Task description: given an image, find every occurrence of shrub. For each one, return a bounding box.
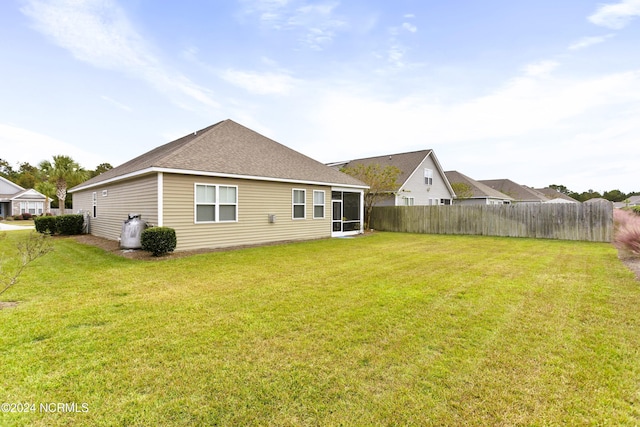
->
[56,214,84,235]
[614,209,640,256]
[21,212,33,220]
[632,206,640,216]
[13,215,22,221]
[34,216,58,235]
[141,227,177,257]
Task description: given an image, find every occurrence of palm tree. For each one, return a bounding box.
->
[34,181,56,214]
[39,156,87,214]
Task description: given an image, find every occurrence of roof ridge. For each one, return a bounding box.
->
[346,149,432,163]
[158,120,227,165]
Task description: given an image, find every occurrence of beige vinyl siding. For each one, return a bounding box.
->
[72,174,158,241]
[163,174,331,251]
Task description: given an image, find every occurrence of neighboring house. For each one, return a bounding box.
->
[69,119,368,251]
[614,195,640,209]
[0,176,49,218]
[329,150,456,206]
[584,197,613,206]
[535,187,579,204]
[478,179,550,203]
[444,171,513,205]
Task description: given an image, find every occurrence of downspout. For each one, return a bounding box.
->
[360,190,365,233]
[157,172,164,227]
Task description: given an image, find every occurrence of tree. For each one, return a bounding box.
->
[0,159,15,180]
[90,163,113,178]
[341,163,401,229]
[577,189,602,202]
[39,155,88,214]
[451,182,473,199]
[549,184,571,195]
[0,232,53,297]
[603,189,627,203]
[35,181,56,214]
[14,162,41,189]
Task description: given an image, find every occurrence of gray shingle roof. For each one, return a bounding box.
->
[444,171,514,201]
[71,120,366,191]
[534,187,579,203]
[333,150,434,191]
[478,179,549,202]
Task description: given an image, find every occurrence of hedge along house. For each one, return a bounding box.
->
[69,120,368,250]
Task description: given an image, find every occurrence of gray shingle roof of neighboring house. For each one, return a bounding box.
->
[584,197,614,204]
[535,187,579,203]
[0,176,46,201]
[478,179,549,203]
[626,195,640,206]
[444,171,514,201]
[71,119,366,192]
[330,150,441,191]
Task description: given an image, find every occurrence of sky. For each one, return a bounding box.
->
[1,0,639,193]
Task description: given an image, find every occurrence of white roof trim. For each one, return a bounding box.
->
[69,167,369,193]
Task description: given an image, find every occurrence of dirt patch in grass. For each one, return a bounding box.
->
[72,235,218,261]
[0,301,18,310]
[619,252,640,281]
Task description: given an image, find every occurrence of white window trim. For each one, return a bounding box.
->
[194,183,238,224]
[292,189,306,220]
[92,192,97,218]
[404,196,415,206]
[424,168,433,186]
[313,190,325,219]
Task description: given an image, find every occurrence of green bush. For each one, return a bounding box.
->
[56,214,84,235]
[141,227,177,257]
[34,216,58,235]
[632,206,640,216]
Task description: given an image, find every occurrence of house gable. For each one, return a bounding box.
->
[0,176,24,196]
[71,119,366,193]
[70,120,367,249]
[333,150,455,206]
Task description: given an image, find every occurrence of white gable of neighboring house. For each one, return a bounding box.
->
[0,176,24,194]
[396,153,454,206]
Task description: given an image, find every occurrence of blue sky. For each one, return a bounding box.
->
[1,0,639,193]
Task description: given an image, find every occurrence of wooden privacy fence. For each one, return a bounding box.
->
[369,203,614,242]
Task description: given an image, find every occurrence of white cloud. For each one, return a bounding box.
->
[21,0,218,108]
[522,60,559,77]
[588,0,640,29]
[220,69,298,95]
[401,22,417,33]
[0,123,104,168]
[100,95,132,112]
[240,0,346,50]
[568,34,614,50]
[299,63,640,191]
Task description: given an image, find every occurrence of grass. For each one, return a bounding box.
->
[1,231,639,426]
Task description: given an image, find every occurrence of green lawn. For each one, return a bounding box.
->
[1,231,639,426]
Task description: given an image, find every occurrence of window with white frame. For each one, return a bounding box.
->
[292,189,306,219]
[20,201,44,215]
[195,184,237,223]
[403,196,415,206]
[424,168,433,185]
[92,192,97,218]
[313,190,325,219]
